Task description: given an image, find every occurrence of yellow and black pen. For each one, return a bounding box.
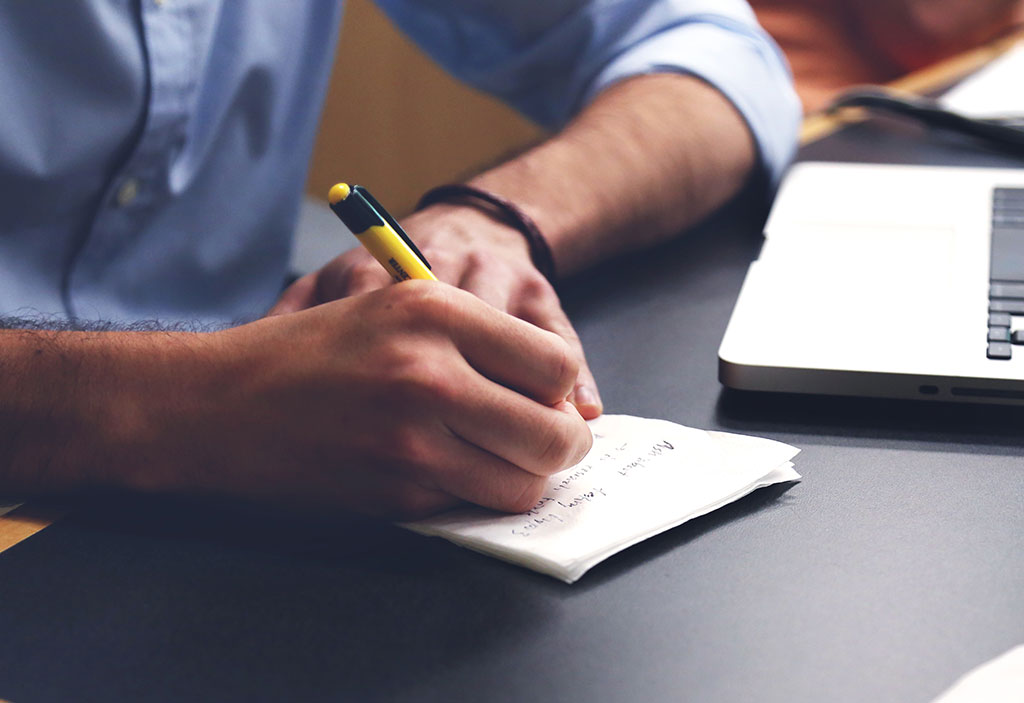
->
[327,183,437,282]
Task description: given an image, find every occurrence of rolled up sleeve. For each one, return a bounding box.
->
[583,16,801,187]
[379,0,800,185]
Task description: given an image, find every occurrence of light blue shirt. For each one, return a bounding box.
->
[0,0,798,325]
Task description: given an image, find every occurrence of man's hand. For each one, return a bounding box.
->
[272,71,761,429]
[162,282,592,519]
[270,204,603,420]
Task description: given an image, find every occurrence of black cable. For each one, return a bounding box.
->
[827,86,1024,156]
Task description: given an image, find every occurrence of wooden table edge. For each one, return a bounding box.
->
[0,503,67,554]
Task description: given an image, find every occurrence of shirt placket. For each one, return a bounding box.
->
[66,0,198,319]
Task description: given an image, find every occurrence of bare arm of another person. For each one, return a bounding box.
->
[0,283,591,519]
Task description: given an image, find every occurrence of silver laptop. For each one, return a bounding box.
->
[718,161,1024,404]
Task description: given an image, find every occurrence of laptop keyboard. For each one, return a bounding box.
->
[987,187,1024,359]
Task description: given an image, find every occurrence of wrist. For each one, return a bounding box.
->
[416,184,557,281]
[79,330,222,496]
[101,329,228,495]
[407,201,535,264]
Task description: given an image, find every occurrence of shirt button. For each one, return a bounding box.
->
[116,178,139,208]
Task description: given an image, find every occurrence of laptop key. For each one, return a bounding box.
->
[987,341,1013,359]
[991,189,1024,282]
[1013,330,1024,345]
[989,312,1013,327]
[990,228,1024,282]
[989,326,1011,342]
[990,299,1024,314]
[992,213,1024,226]
[990,282,1024,299]
[995,187,1024,203]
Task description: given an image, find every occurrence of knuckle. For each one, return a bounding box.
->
[350,258,383,279]
[571,423,594,464]
[516,297,554,325]
[518,271,554,301]
[385,358,450,414]
[504,476,547,514]
[465,249,501,272]
[326,258,383,295]
[390,280,458,327]
[548,335,579,393]
[387,484,451,520]
[377,422,429,468]
[536,422,580,473]
[423,247,458,272]
[312,272,337,302]
[372,332,417,370]
[370,324,465,411]
[343,266,385,294]
[376,426,454,495]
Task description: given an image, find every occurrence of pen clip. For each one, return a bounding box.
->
[354,186,433,270]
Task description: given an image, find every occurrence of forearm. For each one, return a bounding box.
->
[0,328,209,495]
[469,73,756,277]
[0,289,593,518]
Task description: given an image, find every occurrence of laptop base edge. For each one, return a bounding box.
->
[719,358,1024,406]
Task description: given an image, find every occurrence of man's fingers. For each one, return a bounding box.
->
[323,255,392,299]
[266,250,394,317]
[456,258,602,418]
[267,274,317,316]
[515,294,603,420]
[365,424,564,516]
[440,367,592,478]
[459,264,588,407]
[409,430,554,513]
[439,289,578,405]
[354,475,460,520]
[456,253,516,311]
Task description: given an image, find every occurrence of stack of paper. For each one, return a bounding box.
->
[932,645,1024,703]
[404,414,800,583]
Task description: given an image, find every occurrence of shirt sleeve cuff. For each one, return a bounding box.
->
[582,19,801,188]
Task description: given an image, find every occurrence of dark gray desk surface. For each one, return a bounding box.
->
[2,120,1023,703]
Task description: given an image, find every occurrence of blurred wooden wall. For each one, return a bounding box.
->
[306,0,546,216]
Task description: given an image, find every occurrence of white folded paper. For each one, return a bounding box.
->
[940,45,1024,119]
[932,645,1024,703]
[403,414,800,583]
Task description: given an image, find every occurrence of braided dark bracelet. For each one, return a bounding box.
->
[415,184,557,283]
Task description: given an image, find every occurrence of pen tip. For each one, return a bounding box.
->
[328,183,351,205]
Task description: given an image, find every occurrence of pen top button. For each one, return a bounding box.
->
[328,183,351,204]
